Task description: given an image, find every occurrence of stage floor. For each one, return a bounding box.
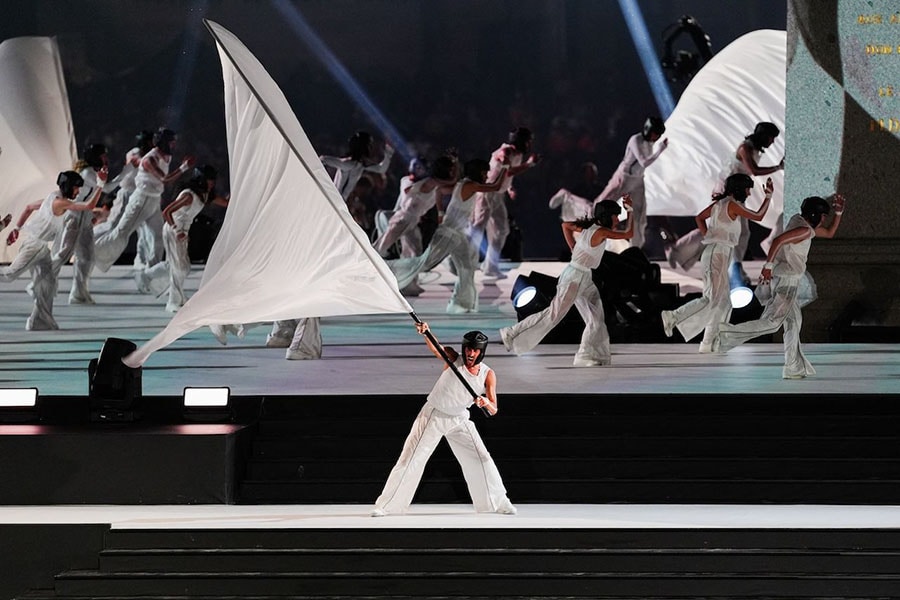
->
[1,504,900,529]
[1,259,897,396]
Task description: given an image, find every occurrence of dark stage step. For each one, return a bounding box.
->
[239,394,900,504]
[20,528,900,599]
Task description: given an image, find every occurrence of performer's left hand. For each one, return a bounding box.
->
[415,322,429,335]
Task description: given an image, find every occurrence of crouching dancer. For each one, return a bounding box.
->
[372,321,516,516]
[715,194,845,379]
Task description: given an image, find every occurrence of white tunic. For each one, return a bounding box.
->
[702,199,742,247]
[22,192,63,242]
[134,148,171,195]
[570,224,607,270]
[487,143,523,193]
[774,214,814,278]
[170,190,206,234]
[442,180,478,232]
[426,357,491,418]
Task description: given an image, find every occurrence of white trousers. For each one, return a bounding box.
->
[471,191,510,273]
[94,189,164,273]
[388,227,478,311]
[0,238,57,330]
[374,210,423,259]
[52,210,94,303]
[598,169,647,250]
[374,404,510,514]
[717,276,814,379]
[668,243,733,346]
[270,318,322,359]
[144,225,192,311]
[500,264,610,365]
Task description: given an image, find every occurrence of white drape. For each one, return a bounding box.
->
[645,29,786,229]
[124,20,411,367]
[0,36,76,262]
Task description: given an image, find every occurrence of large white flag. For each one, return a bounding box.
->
[644,30,786,229]
[0,36,77,261]
[124,20,411,367]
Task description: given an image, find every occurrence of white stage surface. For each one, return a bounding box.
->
[2,504,900,529]
[1,259,896,396]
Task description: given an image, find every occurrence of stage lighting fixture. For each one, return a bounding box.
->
[0,388,39,423]
[509,274,550,320]
[183,387,232,422]
[728,261,754,308]
[89,338,142,422]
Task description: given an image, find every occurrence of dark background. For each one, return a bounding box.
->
[0,0,787,258]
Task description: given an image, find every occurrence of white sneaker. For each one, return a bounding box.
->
[285,347,320,360]
[661,310,676,338]
[495,500,517,515]
[370,508,386,517]
[446,300,472,314]
[134,270,151,294]
[573,357,609,367]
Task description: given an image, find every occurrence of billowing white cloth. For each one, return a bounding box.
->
[124,21,410,367]
[644,30,785,229]
[0,37,76,262]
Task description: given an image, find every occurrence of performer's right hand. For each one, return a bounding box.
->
[415,322,429,335]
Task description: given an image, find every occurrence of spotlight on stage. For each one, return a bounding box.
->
[728,261,753,308]
[0,388,39,423]
[510,274,549,320]
[183,387,232,422]
[88,338,142,422]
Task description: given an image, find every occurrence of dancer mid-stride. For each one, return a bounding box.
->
[716,194,845,379]
[500,196,633,367]
[372,321,516,517]
[660,174,773,353]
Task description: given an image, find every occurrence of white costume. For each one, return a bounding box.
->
[472,144,521,277]
[319,145,394,200]
[373,357,513,515]
[669,141,764,271]
[596,133,665,250]
[661,198,742,351]
[717,214,817,379]
[141,189,206,312]
[0,191,63,330]
[373,178,435,259]
[500,224,611,366]
[52,167,115,304]
[94,147,171,274]
[387,180,480,313]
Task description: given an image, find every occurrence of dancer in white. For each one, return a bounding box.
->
[472,127,540,278]
[137,165,217,312]
[668,121,783,272]
[372,321,516,517]
[53,143,116,305]
[660,174,773,353]
[266,131,394,359]
[373,156,428,257]
[1,171,102,330]
[94,128,194,280]
[716,195,845,379]
[388,158,507,314]
[500,197,633,367]
[94,131,155,267]
[596,117,668,251]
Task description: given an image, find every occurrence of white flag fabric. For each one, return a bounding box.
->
[0,36,76,261]
[124,20,411,367]
[645,30,786,229]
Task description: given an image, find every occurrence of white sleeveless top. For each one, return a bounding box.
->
[570,224,607,270]
[774,214,814,278]
[442,180,477,232]
[170,190,206,234]
[702,198,742,247]
[426,357,491,418]
[400,178,437,220]
[714,141,757,193]
[22,191,64,242]
[135,147,172,195]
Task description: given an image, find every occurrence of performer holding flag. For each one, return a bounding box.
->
[371,321,516,517]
